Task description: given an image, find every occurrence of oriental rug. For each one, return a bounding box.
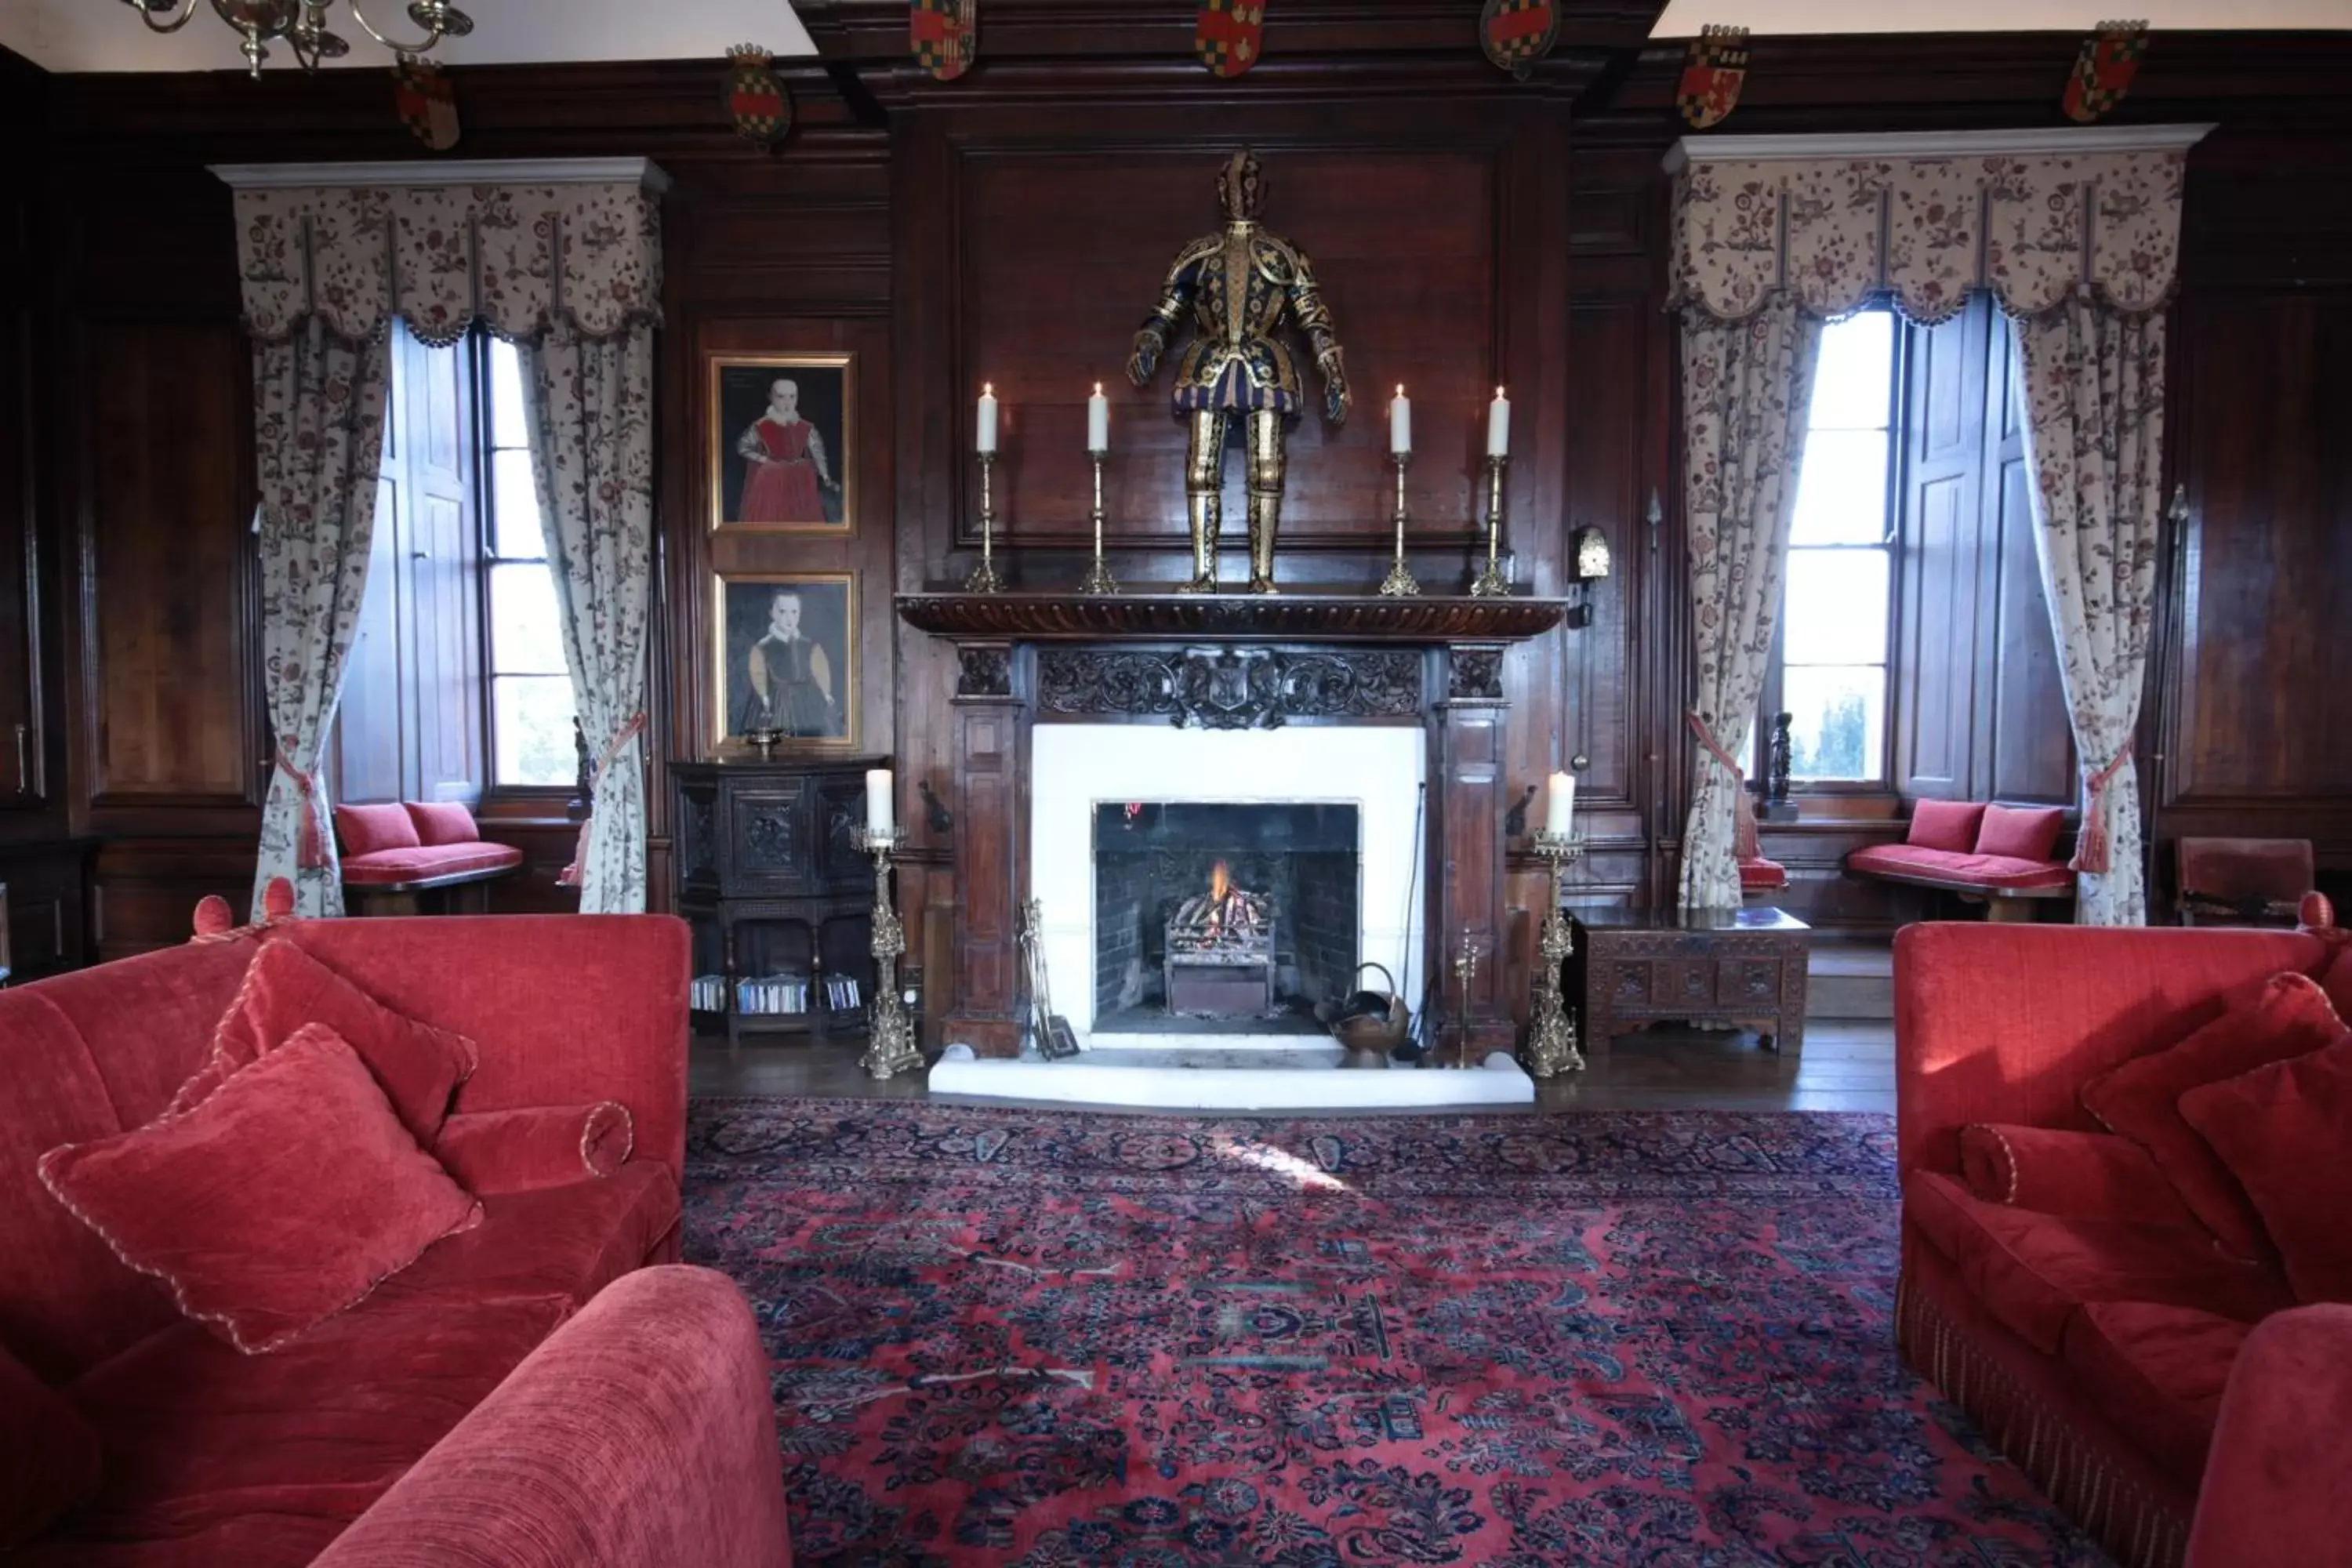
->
[684,1101,2105,1567]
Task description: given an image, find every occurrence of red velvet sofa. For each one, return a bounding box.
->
[0,913,790,1566]
[1896,918,2352,1568]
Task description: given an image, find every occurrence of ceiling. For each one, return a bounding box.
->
[4,0,2344,74]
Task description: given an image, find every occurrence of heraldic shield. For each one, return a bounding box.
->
[1676,24,1749,130]
[911,0,975,82]
[724,45,792,149]
[1480,0,1558,79]
[392,54,459,151]
[1196,0,1265,78]
[2063,21,2149,124]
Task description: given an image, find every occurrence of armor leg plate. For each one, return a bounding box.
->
[1244,409,1284,593]
[1179,408,1227,593]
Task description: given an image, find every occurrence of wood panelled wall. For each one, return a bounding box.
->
[2,18,2348,974]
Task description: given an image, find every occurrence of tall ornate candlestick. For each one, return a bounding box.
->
[1379,451,1420,597]
[1451,930,1480,1069]
[1523,829,1587,1078]
[1078,448,1118,595]
[1469,454,1510,597]
[851,824,924,1080]
[967,451,1006,594]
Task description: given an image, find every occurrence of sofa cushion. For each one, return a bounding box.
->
[366,1162,677,1316]
[178,939,478,1145]
[430,1104,635,1196]
[45,1293,570,1563]
[0,1344,102,1548]
[1955,1123,2195,1226]
[340,842,525,887]
[2318,942,2352,1027]
[2180,1029,2352,1303]
[1902,1169,2292,1355]
[1737,855,1788,892]
[1906,798,1986,853]
[2080,970,2349,1261]
[334,802,420,858]
[38,1025,485,1354]
[403,800,483,846]
[1848,843,2073,891]
[2060,1301,2247,1490]
[1975,803,2065,863]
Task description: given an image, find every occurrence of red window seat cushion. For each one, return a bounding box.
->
[2059,1301,2249,1490]
[1848,842,2072,891]
[404,800,482,846]
[1906,798,1987,853]
[1737,855,1788,892]
[340,843,524,887]
[333,802,419,858]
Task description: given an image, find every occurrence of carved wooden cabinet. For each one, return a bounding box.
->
[671,758,887,1047]
[1566,906,1811,1056]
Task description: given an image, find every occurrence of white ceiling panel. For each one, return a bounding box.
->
[1651,1,2352,34]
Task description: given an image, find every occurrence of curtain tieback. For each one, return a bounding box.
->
[2071,741,2136,876]
[273,742,328,871]
[559,710,648,890]
[1686,710,1759,862]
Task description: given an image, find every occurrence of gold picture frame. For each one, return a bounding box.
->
[711,571,858,752]
[706,351,856,534]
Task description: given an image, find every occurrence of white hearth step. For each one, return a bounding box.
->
[928,1038,1534,1111]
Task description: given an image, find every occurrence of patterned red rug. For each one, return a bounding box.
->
[684,1101,2103,1566]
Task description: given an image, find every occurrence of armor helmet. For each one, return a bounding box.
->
[1215,147,1265,222]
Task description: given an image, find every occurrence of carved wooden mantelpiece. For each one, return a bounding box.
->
[897,592,1568,645]
[1034,645,1424,728]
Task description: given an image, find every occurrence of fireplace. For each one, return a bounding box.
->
[1092,801,1360,1025]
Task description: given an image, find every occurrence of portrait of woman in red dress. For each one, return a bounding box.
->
[735,379,840,524]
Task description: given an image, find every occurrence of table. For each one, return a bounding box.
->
[1566,906,1810,1055]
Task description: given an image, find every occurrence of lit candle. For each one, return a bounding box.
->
[1087,382,1109,452]
[1388,384,1410,456]
[1545,770,1575,835]
[1486,386,1511,458]
[865,768,895,833]
[976,384,998,454]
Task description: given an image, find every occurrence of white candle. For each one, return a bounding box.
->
[1087,382,1109,452]
[865,768,894,833]
[976,384,998,454]
[1486,386,1511,458]
[1545,770,1575,835]
[1388,384,1410,455]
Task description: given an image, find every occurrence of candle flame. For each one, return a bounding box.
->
[982,382,993,395]
[1395,383,1404,397]
[1495,386,1506,398]
[1094,382,1103,395]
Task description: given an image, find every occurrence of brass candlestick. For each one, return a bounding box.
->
[1523,828,1587,1078]
[967,451,1006,594]
[1451,930,1480,1069]
[1078,448,1118,595]
[1378,450,1420,597]
[851,824,924,1080]
[1469,453,1510,597]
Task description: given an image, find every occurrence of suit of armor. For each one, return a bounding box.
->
[1127,149,1350,593]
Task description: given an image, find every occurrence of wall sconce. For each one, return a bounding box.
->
[1563,524,1611,628]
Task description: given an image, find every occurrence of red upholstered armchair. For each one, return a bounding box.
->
[1895,918,2352,1568]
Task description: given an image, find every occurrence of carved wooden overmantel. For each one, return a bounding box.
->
[906,592,1568,1056]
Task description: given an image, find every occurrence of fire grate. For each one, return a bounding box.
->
[1163,860,1276,1017]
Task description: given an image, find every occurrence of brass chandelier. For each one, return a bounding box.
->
[120,0,474,78]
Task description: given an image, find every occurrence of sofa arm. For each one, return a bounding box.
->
[2187,1305,2352,1566]
[310,1267,789,1568]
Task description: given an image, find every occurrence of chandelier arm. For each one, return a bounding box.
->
[125,0,203,34]
[342,0,445,54]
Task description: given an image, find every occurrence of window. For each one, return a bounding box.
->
[1770,310,1899,785]
[482,339,573,788]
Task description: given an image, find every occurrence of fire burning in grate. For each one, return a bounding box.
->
[1167,860,1271,956]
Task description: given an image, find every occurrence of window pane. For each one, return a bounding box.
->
[1809,311,1895,430]
[488,338,531,448]
[1783,665,1886,783]
[490,448,544,560]
[492,675,576,787]
[1782,548,1889,666]
[490,561,568,676]
[1791,428,1891,544]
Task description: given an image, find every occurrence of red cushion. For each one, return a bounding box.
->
[2060,1301,2247,1489]
[1848,843,2074,891]
[430,1102,635,1196]
[1902,1169,2292,1355]
[2081,970,2349,1261]
[38,1023,485,1353]
[2180,1030,2352,1302]
[1737,855,1788,892]
[333,801,420,858]
[1955,1123,2195,1226]
[174,939,478,1145]
[1906,798,1986,853]
[404,800,482,847]
[340,842,525,887]
[1975,803,2065,862]
[0,1345,100,1548]
[2319,942,2352,1022]
[365,1163,678,1316]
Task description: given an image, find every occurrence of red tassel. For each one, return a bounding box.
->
[2070,743,2134,876]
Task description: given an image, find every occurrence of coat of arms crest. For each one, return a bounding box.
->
[2063,20,2149,124]
[724,45,792,150]
[911,0,975,82]
[391,53,459,151]
[1676,24,1749,131]
[1196,0,1265,79]
[1479,0,1558,80]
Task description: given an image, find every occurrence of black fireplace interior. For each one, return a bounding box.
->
[1093,800,1359,1029]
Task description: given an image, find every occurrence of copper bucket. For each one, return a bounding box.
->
[1323,961,1409,1055]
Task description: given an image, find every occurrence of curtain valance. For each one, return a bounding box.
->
[1664,128,2209,325]
[216,159,670,345]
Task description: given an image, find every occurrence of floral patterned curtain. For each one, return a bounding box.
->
[1678,298,1822,910]
[250,321,393,920]
[523,331,656,913]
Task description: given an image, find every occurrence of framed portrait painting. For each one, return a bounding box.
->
[713,572,857,751]
[707,352,855,533]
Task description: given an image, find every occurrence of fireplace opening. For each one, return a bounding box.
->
[1092,800,1359,1031]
